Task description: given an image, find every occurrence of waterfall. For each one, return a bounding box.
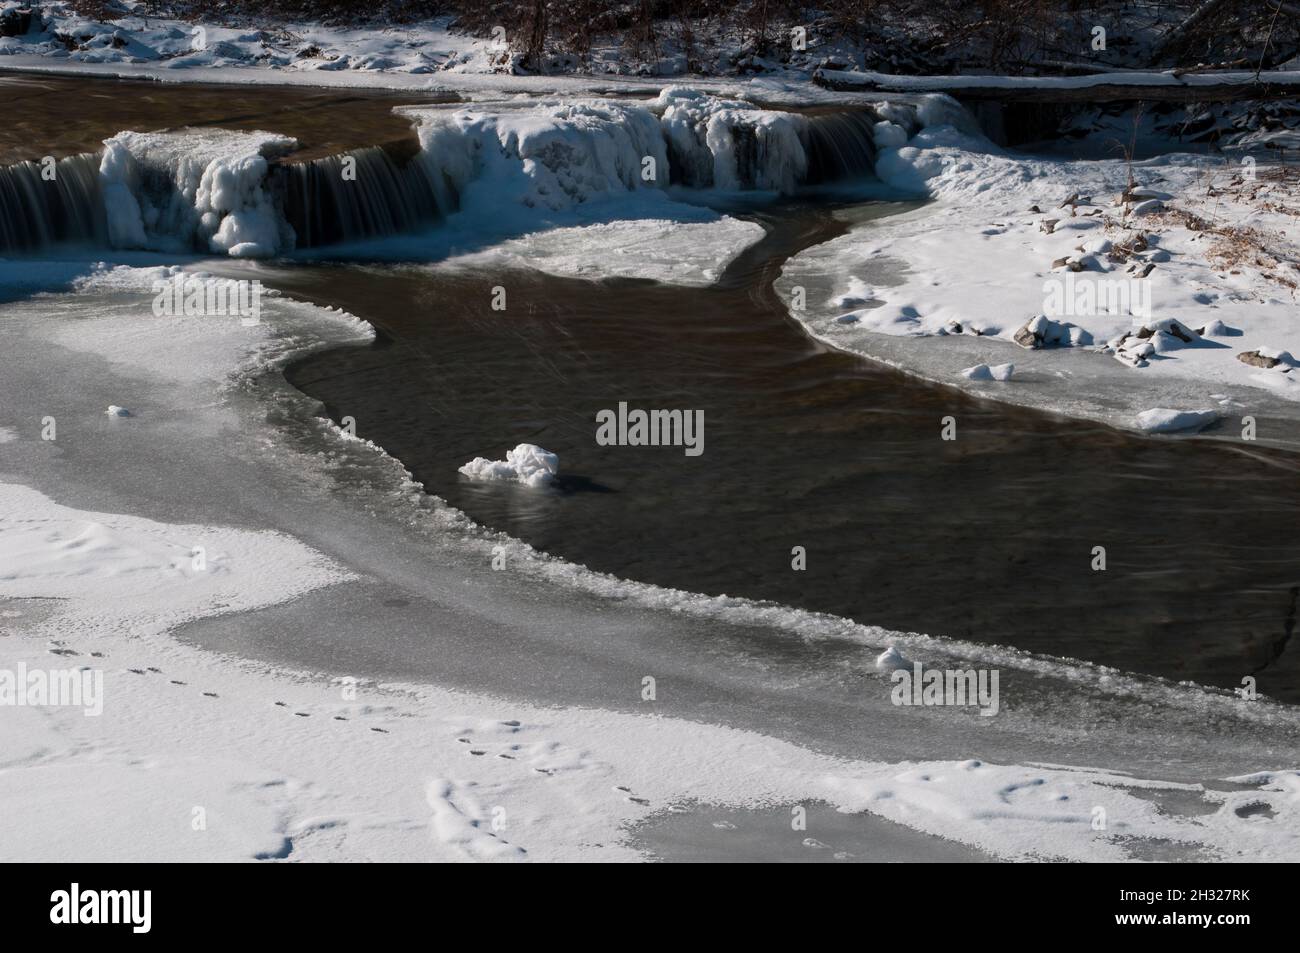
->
[273,147,455,248]
[0,93,973,259]
[0,153,105,254]
[802,111,880,185]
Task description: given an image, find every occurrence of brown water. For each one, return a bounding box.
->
[0,71,453,164]
[261,200,1300,702]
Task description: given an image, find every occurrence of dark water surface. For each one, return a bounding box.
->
[265,200,1300,701]
[0,72,454,164]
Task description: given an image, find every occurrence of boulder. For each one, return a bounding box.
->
[1237,350,1280,368]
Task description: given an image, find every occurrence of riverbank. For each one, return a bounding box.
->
[778,124,1300,444]
[3,258,1299,861]
[3,72,1300,862]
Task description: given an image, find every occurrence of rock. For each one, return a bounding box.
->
[1130,198,1165,216]
[1013,315,1088,349]
[1040,218,1059,234]
[1153,319,1197,343]
[1237,350,1280,368]
[1013,323,1040,348]
[1133,319,1197,345]
[1113,348,1149,368]
[1134,262,1155,278]
[1149,330,1183,353]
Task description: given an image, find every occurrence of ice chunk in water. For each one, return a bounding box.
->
[459,443,559,488]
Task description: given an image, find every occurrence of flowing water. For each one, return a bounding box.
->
[273,204,1300,701]
[5,72,1300,704]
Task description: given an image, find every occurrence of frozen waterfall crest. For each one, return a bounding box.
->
[0,91,974,257]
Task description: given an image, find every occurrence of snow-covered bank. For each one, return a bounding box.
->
[778,121,1300,439]
[817,68,1300,97]
[3,261,1299,861]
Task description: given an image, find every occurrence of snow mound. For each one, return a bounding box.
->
[875,645,912,672]
[105,405,131,417]
[459,444,559,488]
[961,362,1015,381]
[1134,408,1221,434]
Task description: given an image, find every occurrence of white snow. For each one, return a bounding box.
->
[459,443,559,488]
[433,215,764,287]
[104,404,131,417]
[961,362,1015,381]
[875,645,912,672]
[1134,407,1221,433]
[777,102,1300,438]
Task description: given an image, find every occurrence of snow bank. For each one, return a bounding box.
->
[3,261,1298,861]
[778,118,1300,436]
[459,444,559,487]
[0,481,351,636]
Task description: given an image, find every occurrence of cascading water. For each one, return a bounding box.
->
[802,111,881,185]
[273,146,456,248]
[0,153,105,254]
[0,93,965,258]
